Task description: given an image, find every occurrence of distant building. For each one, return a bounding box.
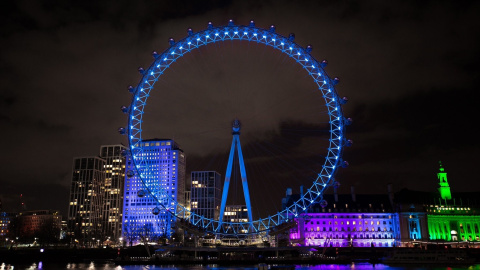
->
[190,171,222,220]
[395,162,480,247]
[67,156,105,242]
[18,210,61,242]
[224,205,249,234]
[0,212,16,240]
[122,139,186,245]
[99,144,127,240]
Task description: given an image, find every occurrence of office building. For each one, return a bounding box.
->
[122,139,186,245]
[190,171,222,220]
[99,144,127,240]
[67,156,105,242]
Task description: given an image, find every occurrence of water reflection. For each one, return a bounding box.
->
[3,263,480,270]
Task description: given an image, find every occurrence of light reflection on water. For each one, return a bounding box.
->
[2,263,480,270]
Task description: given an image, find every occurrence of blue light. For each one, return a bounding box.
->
[124,21,347,236]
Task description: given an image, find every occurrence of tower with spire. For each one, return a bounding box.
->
[437,161,452,200]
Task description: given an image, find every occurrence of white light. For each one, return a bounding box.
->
[254,33,257,36]
[206,35,209,38]
[289,47,292,50]
[164,58,167,61]
[272,39,276,41]
[188,42,191,44]
[179,46,183,49]
[197,38,200,41]
[244,32,247,35]
[297,52,301,55]
[156,65,160,67]
[263,35,266,39]
[150,72,153,75]
[224,31,228,35]
[170,52,174,55]
[234,32,238,34]
[215,33,219,36]
[281,42,284,45]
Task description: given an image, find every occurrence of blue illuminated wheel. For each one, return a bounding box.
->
[121,20,350,236]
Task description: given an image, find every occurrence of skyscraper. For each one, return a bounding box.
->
[99,144,127,240]
[67,156,105,243]
[122,139,186,245]
[190,171,222,220]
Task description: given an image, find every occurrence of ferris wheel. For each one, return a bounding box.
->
[119,20,351,236]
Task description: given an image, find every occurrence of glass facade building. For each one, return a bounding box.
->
[99,144,127,240]
[190,171,222,220]
[122,139,186,245]
[67,156,105,242]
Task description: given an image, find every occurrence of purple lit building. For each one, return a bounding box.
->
[285,186,399,247]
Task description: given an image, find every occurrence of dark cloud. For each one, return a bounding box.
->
[0,0,479,218]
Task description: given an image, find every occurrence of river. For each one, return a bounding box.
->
[2,263,480,270]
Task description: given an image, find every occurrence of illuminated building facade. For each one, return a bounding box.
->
[286,185,398,247]
[190,171,222,220]
[122,139,186,244]
[67,156,105,240]
[395,163,480,246]
[0,212,16,240]
[18,210,62,241]
[224,205,249,234]
[99,144,126,240]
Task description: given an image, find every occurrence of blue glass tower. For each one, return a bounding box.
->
[218,119,253,228]
[122,139,186,245]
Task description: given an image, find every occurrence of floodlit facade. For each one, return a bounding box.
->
[190,171,222,220]
[122,139,186,245]
[287,191,397,247]
[99,144,127,240]
[67,156,105,241]
[18,210,62,241]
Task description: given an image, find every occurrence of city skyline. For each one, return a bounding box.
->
[1,1,479,217]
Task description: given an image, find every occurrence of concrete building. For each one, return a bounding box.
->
[18,210,61,242]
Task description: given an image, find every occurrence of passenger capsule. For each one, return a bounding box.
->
[340,96,348,105]
[320,60,328,68]
[228,19,234,26]
[138,67,145,75]
[341,161,349,168]
[249,20,255,27]
[333,77,340,85]
[187,28,193,36]
[118,127,126,135]
[137,190,146,198]
[127,170,135,178]
[319,200,328,208]
[269,25,276,32]
[152,207,161,215]
[168,38,175,46]
[288,33,295,41]
[306,45,313,53]
[207,21,213,29]
[152,51,159,58]
[121,106,129,114]
[128,85,135,93]
[120,149,127,157]
[345,139,353,147]
[344,117,353,126]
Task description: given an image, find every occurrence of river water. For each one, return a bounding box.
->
[2,263,480,270]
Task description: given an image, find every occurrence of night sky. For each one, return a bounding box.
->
[1,1,479,219]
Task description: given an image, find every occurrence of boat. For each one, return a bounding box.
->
[382,248,475,266]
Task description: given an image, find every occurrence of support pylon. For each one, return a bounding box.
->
[218,119,253,229]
